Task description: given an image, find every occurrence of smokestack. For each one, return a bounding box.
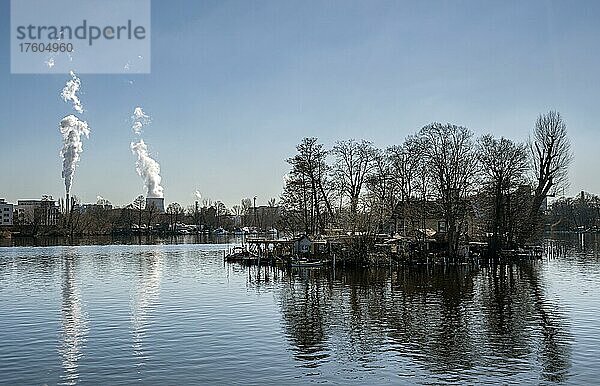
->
[59,72,89,208]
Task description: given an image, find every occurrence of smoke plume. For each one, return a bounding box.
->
[131,107,150,135]
[61,71,83,113]
[60,115,90,194]
[131,139,164,198]
[194,190,202,200]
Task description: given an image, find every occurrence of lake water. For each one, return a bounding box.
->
[0,235,599,385]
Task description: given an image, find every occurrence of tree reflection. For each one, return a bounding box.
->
[271,262,571,382]
[278,270,330,367]
[521,263,571,382]
[478,264,534,361]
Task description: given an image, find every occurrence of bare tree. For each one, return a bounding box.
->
[388,136,424,202]
[365,148,394,233]
[166,202,184,231]
[548,192,600,232]
[529,111,572,220]
[241,198,252,215]
[232,205,243,217]
[264,198,279,230]
[132,195,145,232]
[284,137,334,234]
[240,198,252,226]
[202,198,214,208]
[281,172,311,234]
[388,136,429,236]
[145,202,158,234]
[419,123,479,257]
[477,135,528,253]
[332,139,376,231]
[214,201,228,227]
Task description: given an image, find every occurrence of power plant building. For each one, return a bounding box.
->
[146,197,165,213]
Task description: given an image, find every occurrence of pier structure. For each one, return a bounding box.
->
[225,234,545,268]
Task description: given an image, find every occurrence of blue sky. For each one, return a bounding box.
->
[1,0,599,207]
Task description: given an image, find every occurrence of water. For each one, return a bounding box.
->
[0,235,599,385]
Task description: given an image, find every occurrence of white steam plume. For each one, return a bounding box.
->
[60,115,90,194]
[131,139,164,198]
[61,71,83,113]
[194,190,202,200]
[131,107,150,135]
[132,122,143,135]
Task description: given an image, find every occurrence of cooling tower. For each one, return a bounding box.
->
[145,197,165,213]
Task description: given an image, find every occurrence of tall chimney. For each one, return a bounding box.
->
[66,193,70,214]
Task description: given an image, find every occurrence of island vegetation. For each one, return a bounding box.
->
[5,110,598,261]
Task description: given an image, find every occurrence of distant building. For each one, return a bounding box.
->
[76,202,114,213]
[391,199,478,238]
[0,199,14,226]
[392,200,448,237]
[15,196,60,226]
[251,205,280,230]
[146,197,165,213]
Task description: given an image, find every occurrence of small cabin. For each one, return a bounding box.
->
[293,235,312,255]
[312,240,328,254]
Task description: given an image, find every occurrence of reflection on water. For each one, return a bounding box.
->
[0,236,598,384]
[0,234,240,248]
[60,253,88,385]
[130,248,163,370]
[265,261,573,383]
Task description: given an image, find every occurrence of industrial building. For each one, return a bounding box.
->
[15,196,60,226]
[146,197,165,213]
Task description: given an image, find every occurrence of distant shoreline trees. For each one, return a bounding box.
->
[6,111,578,251]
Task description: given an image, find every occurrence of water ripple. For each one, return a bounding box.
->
[0,241,598,384]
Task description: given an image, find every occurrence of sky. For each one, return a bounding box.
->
[1,0,599,208]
